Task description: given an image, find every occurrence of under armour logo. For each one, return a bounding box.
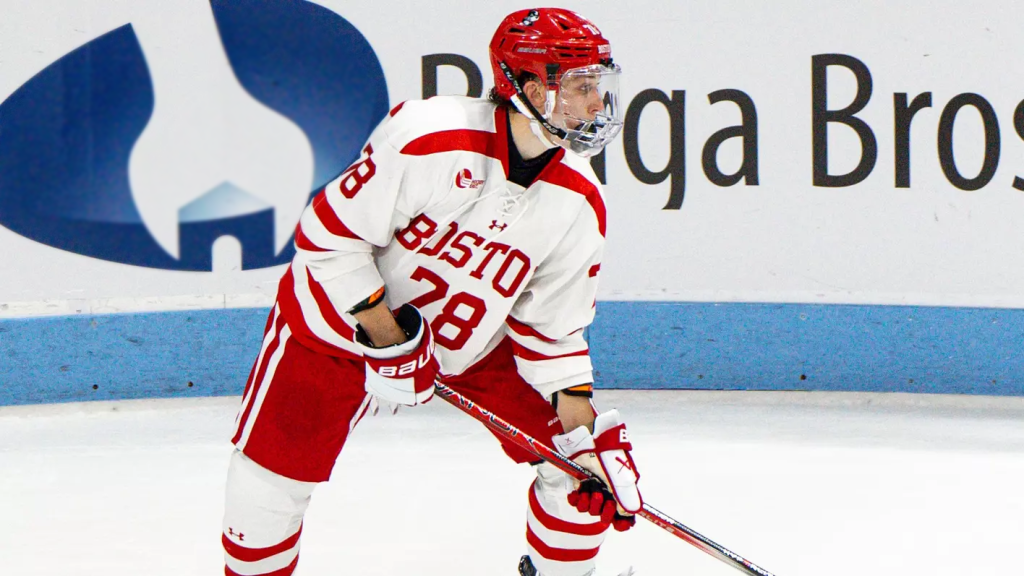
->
[227,527,245,541]
[489,220,508,231]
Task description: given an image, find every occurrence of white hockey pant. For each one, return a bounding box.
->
[222,450,315,576]
[221,452,611,576]
[526,462,612,576]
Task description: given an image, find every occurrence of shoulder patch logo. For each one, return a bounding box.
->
[455,168,485,189]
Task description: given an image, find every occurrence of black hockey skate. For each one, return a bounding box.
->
[518,555,540,576]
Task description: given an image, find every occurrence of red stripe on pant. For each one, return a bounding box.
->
[231,314,285,445]
[224,555,298,576]
[222,525,302,563]
[528,482,608,536]
[238,308,278,412]
[526,525,601,562]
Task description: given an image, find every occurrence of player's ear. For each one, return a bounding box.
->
[521,79,547,110]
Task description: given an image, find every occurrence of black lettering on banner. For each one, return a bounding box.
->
[702,89,759,187]
[421,54,483,99]
[812,54,877,187]
[937,93,1000,191]
[1014,100,1024,191]
[893,92,933,188]
[624,89,686,209]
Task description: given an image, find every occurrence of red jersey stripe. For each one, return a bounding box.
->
[512,341,589,362]
[222,525,302,563]
[294,224,328,252]
[399,107,510,178]
[539,163,607,237]
[492,106,511,177]
[401,129,497,158]
[533,147,567,186]
[506,316,559,343]
[276,268,355,358]
[311,192,362,240]
[304,268,356,341]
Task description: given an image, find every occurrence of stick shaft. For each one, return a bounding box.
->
[433,382,777,576]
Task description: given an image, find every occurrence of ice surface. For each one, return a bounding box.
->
[1,391,1022,575]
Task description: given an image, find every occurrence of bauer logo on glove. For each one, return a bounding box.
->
[356,303,439,407]
[374,346,435,378]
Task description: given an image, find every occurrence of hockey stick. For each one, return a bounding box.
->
[434,381,777,576]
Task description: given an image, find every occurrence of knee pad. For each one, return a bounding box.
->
[534,462,601,524]
[223,450,317,575]
[527,463,609,576]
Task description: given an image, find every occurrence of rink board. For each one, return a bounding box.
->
[1,301,1020,406]
[5,3,1024,407]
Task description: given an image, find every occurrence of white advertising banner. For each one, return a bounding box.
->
[2,0,1024,317]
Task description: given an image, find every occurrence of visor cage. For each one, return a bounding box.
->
[554,63,623,157]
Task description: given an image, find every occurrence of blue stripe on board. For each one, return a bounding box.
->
[0,308,271,406]
[589,301,1023,395]
[0,301,1021,406]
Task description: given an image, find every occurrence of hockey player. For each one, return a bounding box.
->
[222,8,641,576]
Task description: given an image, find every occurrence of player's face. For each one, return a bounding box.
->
[553,74,604,128]
[519,63,622,157]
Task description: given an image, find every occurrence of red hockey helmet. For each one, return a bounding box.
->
[489,8,622,157]
[489,8,612,100]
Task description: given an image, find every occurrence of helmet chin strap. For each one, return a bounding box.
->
[501,61,568,140]
[528,120,560,150]
[509,92,567,141]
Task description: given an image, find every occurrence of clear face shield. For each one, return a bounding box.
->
[548,63,623,157]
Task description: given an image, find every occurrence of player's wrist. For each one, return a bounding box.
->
[353,298,406,348]
[357,304,428,358]
[553,391,596,433]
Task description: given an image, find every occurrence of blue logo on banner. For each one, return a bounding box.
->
[0,0,389,271]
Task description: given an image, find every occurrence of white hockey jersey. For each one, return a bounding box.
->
[276,96,607,397]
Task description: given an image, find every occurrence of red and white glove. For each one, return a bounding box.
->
[552,409,642,531]
[355,304,438,407]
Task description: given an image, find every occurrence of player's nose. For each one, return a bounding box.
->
[587,91,604,116]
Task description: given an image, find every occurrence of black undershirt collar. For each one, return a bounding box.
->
[506,112,559,188]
